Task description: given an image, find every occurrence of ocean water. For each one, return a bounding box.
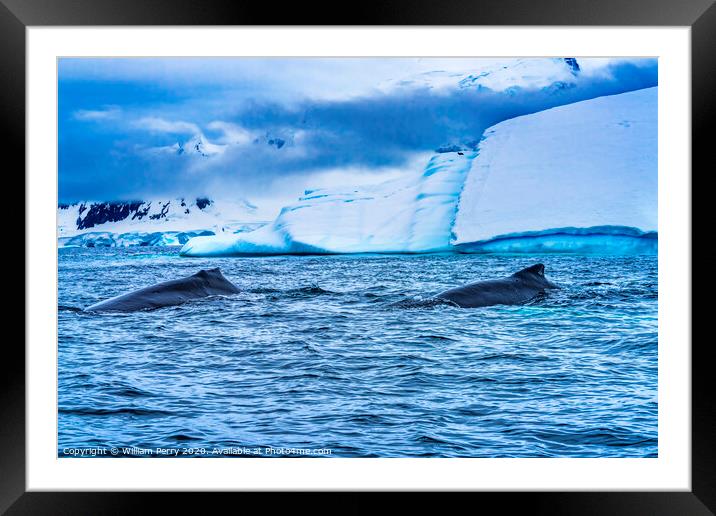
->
[58,248,658,458]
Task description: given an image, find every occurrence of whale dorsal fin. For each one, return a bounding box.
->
[514,263,545,277]
[194,268,221,278]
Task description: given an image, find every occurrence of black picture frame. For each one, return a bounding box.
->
[4,0,712,513]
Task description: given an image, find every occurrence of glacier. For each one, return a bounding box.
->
[181,86,657,257]
[454,227,657,255]
[451,87,657,251]
[181,87,657,257]
[58,197,268,248]
[59,230,216,248]
[180,151,477,255]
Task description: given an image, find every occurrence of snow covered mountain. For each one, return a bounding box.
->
[141,58,654,170]
[172,135,225,157]
[180,87,657,257]
[58,197,268,247]
[149,131,293,159]
[380,58,582,94]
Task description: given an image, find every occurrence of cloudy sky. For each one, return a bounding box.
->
[58,57,657,207]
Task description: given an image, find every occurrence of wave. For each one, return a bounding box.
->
[389,297,457,309]
[249,285,340,298]
[59,407,173,417]
[58,305,84,312]
[98,384,155,398]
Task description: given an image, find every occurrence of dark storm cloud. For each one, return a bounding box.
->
[58,59,657,201]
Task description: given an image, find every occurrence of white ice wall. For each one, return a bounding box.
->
[451,87,657,245]
[180,151,477,256]
[181,87,658,256]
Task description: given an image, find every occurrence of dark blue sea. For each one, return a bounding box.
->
[57,248,658,458]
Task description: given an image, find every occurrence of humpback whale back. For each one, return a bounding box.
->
[85,268,239,312]
[436,263,558,308]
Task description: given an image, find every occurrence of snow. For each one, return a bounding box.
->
[180,151,477,256]
[57,198,269,247]
[451,87,657,247]
[380,58,579,94]
[181,87,657,257]
[173,134,226,157]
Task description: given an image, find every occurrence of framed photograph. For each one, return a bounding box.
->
[6,0,713,512]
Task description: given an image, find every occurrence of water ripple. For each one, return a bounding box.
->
[58,248,657,458]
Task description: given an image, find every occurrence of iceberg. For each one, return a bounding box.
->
[181,87,657,257]
[454,226,657,255]
[451,87,657,252]
[59,230,217,248]
[180,152,477,256]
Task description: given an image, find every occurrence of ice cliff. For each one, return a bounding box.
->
[180,152,476,255]
[451,87,657,252]
[181,86,657,257]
